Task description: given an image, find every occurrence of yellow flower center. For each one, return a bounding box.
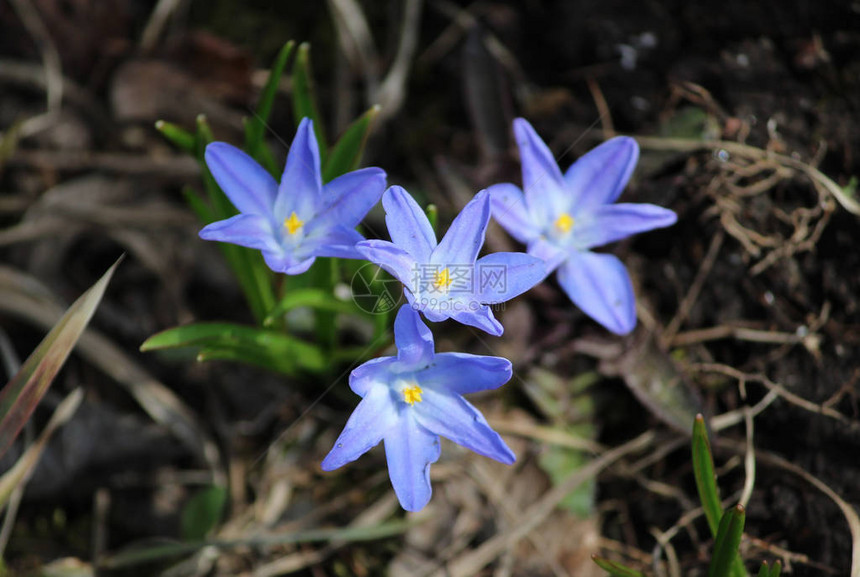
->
[402,383,423,406]
[284,212,304,235]
[554,213,574,233]
[433,268,453,292]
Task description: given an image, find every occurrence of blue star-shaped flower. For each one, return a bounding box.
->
[355,186,545,336]
[199,118,386,274]
[322,305,515,511]
[488,118,677,334]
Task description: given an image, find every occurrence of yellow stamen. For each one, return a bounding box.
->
[284,212,304,235]
[433,268,453,291]
[402,383,423,406]
[554,213,574,233]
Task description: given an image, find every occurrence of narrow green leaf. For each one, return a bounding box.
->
[180,485,227,541]
[591,555,647,577]
[155,120,196,153]
[246,40,295,176]
[292,42,327,165]
[264,288,362,327]
[99,519,414,569]
[709,505,745,577]
[0,258,120,459]
[181,186,214,223]
[692,414,722,537]
[141,322,326,374]
[322,105,381,182]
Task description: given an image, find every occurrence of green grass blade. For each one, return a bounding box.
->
[155,120,196,153]
[0,258,120,459]
[709,505,746,577]
[591,555,647,577]
[692,414,722,537]
[292,42,327,165]
[756,560,781,577]
[246,40,295,175]
[322,105,380,182]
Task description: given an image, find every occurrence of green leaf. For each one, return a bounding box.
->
[141,322,326,374]
[246,40,295,176]
[591,555,647,577]
[180,485,227,541]
[181,186,214,223]
[322,105,381,183]
[0,258,120,459]
[709,505,746,577]
[692,414,722,537]
[292,42,327,165]
[756,561,781,577]
[155,120,196,153]
[264,287,363,327]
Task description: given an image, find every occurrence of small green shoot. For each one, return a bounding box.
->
[709,504,746,577]
[756,560,782,577]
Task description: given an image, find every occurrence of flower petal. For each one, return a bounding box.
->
[512,118,568,224]
[526,237,568,275]
[487,183,540,244]
[356,240,418,289]
[321,384,399,471]
[320,167,387,227]
[393,305,435,367]
[574,203,677,249]
[384,413,440,512]
[260,249,315,275]
[416,389,515,464]
[565,136,639,214]
[205,142,278,215]
[382,186,437,263]
[556,251,636,335]
[421,352,511,395]
[350,356,395,397]
[432,190,490,266]
[304,224,365,259]
[449,305,504,336]
[475,252,545,304]
[199,214,279,252]
[274,118,323,222]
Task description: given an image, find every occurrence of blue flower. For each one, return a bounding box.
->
[199,118,386,274]
[322,305,515,511]
[488,118,677,335]
[355,186,545,336]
